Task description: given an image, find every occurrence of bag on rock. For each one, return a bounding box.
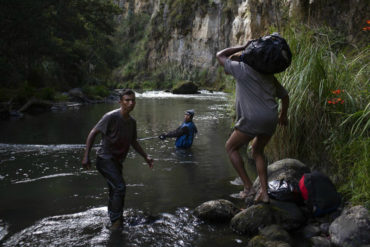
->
[267,179,302,203]
[299,171,341,217]
[240,32,292,74]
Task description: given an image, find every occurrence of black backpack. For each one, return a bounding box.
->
[299,171,341,217]
[240,33,292,74]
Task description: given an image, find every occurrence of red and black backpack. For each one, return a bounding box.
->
[299,171,341,216]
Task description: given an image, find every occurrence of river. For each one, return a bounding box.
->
[0,90,258,246]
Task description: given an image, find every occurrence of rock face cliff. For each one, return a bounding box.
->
[115,0,368,85]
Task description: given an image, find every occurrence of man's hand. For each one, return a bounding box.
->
[159,134,166,140]
[145,156,154,168]
[82,157,91,169]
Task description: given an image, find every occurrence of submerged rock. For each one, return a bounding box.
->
[329,205,370,247]
[194,199,240,223]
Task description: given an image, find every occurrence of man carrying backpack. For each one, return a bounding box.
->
[216,39,290,203]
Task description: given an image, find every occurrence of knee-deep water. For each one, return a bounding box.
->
[0,91,258,246]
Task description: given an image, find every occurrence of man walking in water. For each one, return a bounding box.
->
[82,89,153,230]
[159,109,198,149]
[216,43,289,203]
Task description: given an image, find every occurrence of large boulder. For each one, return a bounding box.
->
[230,204,274,235]
[172,81,199,94]
[194,199,240,223]
[329,205,370,247]
[253,158,310,193]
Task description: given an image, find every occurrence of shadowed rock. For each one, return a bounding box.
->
[270,200,306,231]
[259,224,292,244]
[231,204,274,235]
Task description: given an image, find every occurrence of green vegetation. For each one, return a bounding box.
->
[265,24,369,207]
[0,0,120,98]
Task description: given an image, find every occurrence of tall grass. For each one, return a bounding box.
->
[266,25,369,207]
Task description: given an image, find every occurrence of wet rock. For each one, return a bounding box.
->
[302,224,321,239]
[194,199,240,223]
[248,235,291,247]
[259,224,292,244]
[230,204,274,235]
[172,81,199,94]
[253,158,310,193]
[3,207,200,247]
[270,200,306,231]
[329,205,370,247]
[310,236,331,247]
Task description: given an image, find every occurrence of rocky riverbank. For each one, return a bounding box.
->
[194,159,370,247]
[0,82,200,120]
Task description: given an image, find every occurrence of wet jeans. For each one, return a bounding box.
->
[96,157,126,223]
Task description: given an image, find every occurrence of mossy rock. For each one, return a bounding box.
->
[230,204,274,235]
[172,81,199,94]
[194,199,240,223]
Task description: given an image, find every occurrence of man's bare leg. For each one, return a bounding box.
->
[252,135,272,203]
[225,129,255,197]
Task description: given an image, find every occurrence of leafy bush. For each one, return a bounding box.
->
[83,85,110,99]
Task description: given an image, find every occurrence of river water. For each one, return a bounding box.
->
[0,91,258,246]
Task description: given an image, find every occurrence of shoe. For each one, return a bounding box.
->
[110,218,123,231]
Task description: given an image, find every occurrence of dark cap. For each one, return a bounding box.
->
[185,109,195,116]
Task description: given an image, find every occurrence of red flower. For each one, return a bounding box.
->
[367,20,370,24]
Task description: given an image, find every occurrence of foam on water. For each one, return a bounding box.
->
[135,90,228,100]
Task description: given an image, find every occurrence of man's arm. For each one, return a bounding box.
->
[164,126,188,138]
[216,41,252,69]
[131,140,153,168]
[82,128,100,169]
[278,95,289,126]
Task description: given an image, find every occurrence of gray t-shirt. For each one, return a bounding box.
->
[94,109,137,162]
[225,59,288,136]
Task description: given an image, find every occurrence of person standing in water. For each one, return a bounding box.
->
[82,89,154,230]
[216,42,289,203]
[159,109,198,149]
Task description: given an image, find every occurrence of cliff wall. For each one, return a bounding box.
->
[115,0,368,85]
